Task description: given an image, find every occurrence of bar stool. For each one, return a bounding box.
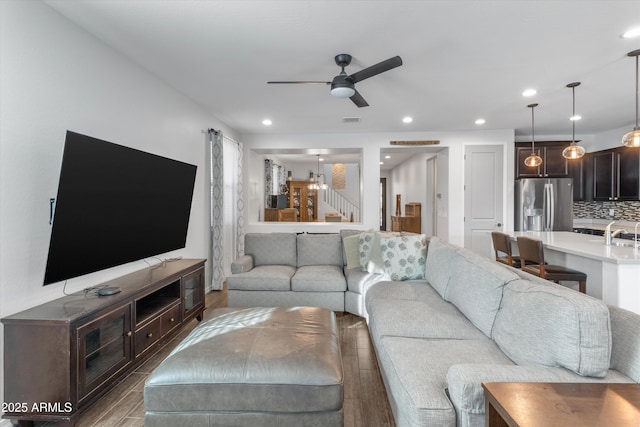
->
[516,236,587,293]
[491,231,522,267]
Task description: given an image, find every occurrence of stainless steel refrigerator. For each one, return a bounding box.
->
[514,178,573,231]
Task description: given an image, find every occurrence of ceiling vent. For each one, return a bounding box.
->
[343,117,361,123]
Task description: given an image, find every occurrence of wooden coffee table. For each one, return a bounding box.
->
[482,382,640,427]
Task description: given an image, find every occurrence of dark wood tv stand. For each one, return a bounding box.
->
[1,259,206,427]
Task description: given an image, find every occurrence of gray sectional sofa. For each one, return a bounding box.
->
[366,236,640,427]
[226,230,413,316]
[226,231,640,427]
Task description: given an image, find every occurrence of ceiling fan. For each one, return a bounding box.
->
[267,54,403,108]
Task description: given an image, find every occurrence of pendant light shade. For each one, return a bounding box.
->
[623,49,640,148]
[524,103,543,167]
[562,82,586,159]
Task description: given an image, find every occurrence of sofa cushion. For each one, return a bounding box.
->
[493,279,612,378]
[366,282,486,341]
[343,268,384,294]
[379,234,427,281]
[445,248,518,337]
[292,265,347,292]
[226,265,295,291]
[424,237,457,298]
[297,233,343,267]
[376,336,513,427]
[245,233,297,267]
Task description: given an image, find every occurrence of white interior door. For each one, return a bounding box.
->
[464,145,504,258]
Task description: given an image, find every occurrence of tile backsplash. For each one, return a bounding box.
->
[573,201,640,221]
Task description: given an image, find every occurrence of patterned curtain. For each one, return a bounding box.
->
[265,159,274,206]
[208,130,224,290]
[208,129,245,291]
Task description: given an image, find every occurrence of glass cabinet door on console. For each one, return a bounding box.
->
[77,304,132,401]
[287,180,317,222]
[183,267,205,321]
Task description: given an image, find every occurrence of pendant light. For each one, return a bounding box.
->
[524,103,543,167]
[562,82,586,159]
[622,49,640,148]
[308,155,327,190]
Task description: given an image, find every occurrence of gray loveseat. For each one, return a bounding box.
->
[227,232,349,312]
[365,236,640,427]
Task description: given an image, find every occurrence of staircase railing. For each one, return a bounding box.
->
[322,186,360,222]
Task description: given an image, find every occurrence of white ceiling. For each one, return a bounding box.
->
[44,0,640,139]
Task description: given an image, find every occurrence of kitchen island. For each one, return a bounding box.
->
[509,231,640,314]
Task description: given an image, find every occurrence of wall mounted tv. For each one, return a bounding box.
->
[43,131,197,285]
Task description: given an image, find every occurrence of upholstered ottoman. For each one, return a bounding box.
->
[144,306,344,427]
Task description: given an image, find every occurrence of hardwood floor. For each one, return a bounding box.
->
[41,287,395,427]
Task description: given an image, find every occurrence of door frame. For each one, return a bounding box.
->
[463,144,504,257]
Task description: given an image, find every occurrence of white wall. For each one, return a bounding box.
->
[590,124,636,151]
[389,151,439,236]
[241,129,516,241]
[0,1,237,416]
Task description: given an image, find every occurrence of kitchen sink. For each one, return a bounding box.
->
[588,239,638,248]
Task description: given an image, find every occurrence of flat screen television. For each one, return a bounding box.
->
[43,131,197,285]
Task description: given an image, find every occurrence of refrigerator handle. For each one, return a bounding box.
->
[543,183,554,231]
[548,183,555,230]
[543,184,548,230]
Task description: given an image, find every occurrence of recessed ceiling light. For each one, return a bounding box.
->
[262,119,272,126]
[522,88,537,97]
[475,118,486,125]
[380,161,384,165]
[319,157,324,161]
[622,27,640,39]
[570,115,582,121]
[402,116,413,123]
[385,155,391,159]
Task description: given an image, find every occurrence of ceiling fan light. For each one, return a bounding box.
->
[562,143,586,159]
[524,154,543,167]
[622,128,640,147]
[331,86,355,98]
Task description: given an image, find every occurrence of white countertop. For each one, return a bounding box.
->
[511,231,640,265]
[573,218,640,233]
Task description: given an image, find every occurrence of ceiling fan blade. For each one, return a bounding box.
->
[350,56,403,83]
[349,90,369,108]
[267,81,330,85]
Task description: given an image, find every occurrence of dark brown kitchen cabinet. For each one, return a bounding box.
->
[592,147,640,201]
[515,141,571,178]
[568,154,591,201]
[1,259,206,427]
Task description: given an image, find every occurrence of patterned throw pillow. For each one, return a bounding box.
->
[358,230,375,270]
[379,234,427,280]
[359,231,400,274]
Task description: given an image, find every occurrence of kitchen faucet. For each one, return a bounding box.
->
[604,221,628,245]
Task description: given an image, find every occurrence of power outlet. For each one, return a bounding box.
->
[609,208,615,216]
